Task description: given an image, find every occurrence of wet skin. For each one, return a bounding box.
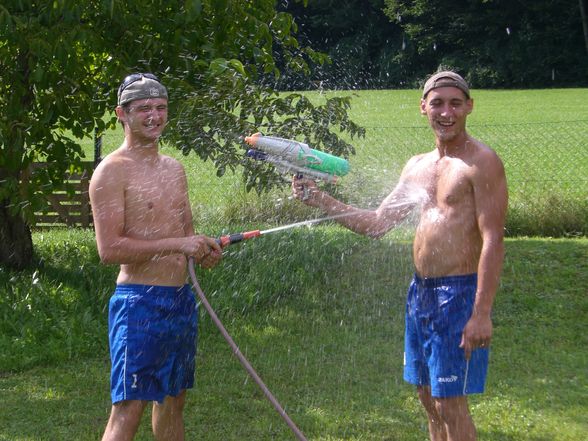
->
[90,97,221,286]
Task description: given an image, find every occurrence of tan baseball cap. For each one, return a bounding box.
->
[117,73,168,106]
[422,71,470,99]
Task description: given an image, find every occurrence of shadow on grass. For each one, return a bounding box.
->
[0,231,115,372]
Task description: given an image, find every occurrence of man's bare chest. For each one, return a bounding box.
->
[123,169,186,214]
[410,156,474,208]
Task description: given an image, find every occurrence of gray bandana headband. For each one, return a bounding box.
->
[422,71,470,99]
[118,77,168,106]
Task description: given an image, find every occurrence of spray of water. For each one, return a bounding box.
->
[260,212,359,235]
[260,183,429,237]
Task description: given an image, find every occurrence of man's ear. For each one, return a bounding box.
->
[420,99,427,115]
[466,98,474,114]
[115,106,126,123]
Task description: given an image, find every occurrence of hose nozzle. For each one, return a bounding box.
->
[216,230,261,248]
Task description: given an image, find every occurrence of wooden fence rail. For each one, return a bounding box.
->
[20,162,95,229]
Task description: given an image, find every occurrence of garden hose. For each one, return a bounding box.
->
[188,257,307,441]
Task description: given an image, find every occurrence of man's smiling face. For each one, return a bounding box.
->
[421,87,473,143]
[122,97,168,144]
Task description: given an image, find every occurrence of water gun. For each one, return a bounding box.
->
[244,133,350,184]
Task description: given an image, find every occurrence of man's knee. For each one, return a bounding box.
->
[112,400,148,421]
[103,400,148,441]
[152,392,187,441]
[433,396,470,424]
[158,391,186,412]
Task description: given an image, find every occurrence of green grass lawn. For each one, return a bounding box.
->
[1,231,586,440]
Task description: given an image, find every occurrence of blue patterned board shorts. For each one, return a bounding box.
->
[403,273,489,398]
[108,284,198,404]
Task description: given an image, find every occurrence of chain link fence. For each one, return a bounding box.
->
[88,119,588,237]
[356,120,588,237]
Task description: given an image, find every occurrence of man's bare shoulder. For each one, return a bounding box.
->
[95,147,132,170]
[89,149,133,205]
[401,150,435,174]
[158,153,185,171]
[468,137,501,159]
[408,151,434,166]
[91,148,131,183]
[466,137,506,185]
[468,138,504,169]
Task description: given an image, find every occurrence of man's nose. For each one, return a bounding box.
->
[147,108,165,120]
[439,104,453,116]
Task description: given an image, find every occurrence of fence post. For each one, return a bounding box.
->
[94,127,102,166]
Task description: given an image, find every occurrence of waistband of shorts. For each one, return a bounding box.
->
[114,284,191,297]
[412,273,477,288]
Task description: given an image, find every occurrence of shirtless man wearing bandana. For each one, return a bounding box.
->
[293,71,508,441]
[90,73,222,441]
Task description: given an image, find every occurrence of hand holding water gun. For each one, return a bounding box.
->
[291,175,324,206]
[244,133,350,184]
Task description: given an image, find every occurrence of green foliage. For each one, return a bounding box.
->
[384,0,588,88]
[0,0,334,207]
[0,0,364,268]
[279,0,404,89]
[0,1,111,219]
[280,0,588,89]
[167,84,364,193]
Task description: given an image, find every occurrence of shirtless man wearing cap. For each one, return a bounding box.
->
[90,73,222,441]
[293,71,507,441]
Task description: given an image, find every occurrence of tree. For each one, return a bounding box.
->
[277,0,404,89]
[1,1,112,270]
[0,0,364,269]
[383,0,588,87]
[580,0,588,55]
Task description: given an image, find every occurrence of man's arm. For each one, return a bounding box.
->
[291,181,386,237]
[461,149,508,358]
[292,156,423,238]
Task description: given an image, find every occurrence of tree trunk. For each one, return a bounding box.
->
[0,199,34,270]
[580,0,588,56]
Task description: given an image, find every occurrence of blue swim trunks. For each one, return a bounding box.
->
[108,284,198,404]
[403,273,489,398]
